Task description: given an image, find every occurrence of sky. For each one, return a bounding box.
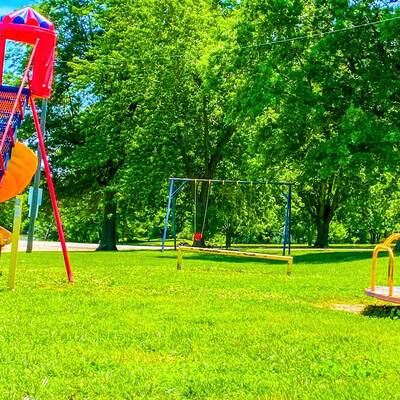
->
[0,0,34,17]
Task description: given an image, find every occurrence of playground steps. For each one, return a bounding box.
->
[0,85,30,182]
[0,85,37,203]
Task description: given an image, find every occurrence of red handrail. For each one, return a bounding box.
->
[0,40,39,172]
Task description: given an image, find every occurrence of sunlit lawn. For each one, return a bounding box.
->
[0,249,397,399]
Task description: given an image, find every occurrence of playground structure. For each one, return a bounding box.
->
[365,233,400,304]
[162,177,292,255]
[0,8,73,283]
[177,246,293,275]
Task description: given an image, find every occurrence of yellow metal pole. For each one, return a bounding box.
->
[8,196,23,291]
[287,258,293,276]
[177,247,183,270]
[388,249,394,297]
[371,248,379,291]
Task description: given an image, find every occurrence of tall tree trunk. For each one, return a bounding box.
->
[314,217,330,248]
[97,190,117,251]
[225,227,232,248]
[311,181,340,248]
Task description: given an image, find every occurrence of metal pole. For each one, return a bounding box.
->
[161,179,174,252]
[172,197,177,250]
[170,177,291,186]
[30,97,73,283]
[282,188,290,256]
[26,99,46,253]
[8,196,23,290]
[288,184,292,255]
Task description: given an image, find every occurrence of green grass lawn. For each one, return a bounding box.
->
[131,238,376,250]
[0,249,398,399]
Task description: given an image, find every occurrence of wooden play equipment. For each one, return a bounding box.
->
[177,246,293,275]
[365,233,400,303]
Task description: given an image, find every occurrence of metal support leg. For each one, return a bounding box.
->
[27,99,46,253]
[30,98,73,283]
[172,197,177,251]
[162,179,174,252]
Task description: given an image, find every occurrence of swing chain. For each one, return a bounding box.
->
[201,180,211,235]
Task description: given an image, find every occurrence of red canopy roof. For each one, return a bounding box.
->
[0,8,56,98]
[0,7,54,31]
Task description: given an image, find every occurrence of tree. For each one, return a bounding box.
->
[234,0,400,247]
[64,0,248,247]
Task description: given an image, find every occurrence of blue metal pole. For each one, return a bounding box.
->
[282,187,290,256]
[172,197,177,250]
[162,179,174,252]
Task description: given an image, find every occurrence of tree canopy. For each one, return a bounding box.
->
[16,0,400,248]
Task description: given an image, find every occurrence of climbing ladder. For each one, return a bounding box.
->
[0,85,30,181]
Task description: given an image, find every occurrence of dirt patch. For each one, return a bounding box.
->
[332,304,365,314]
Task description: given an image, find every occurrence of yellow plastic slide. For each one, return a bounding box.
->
[0,141,38,203]
[0,142,38,246]
[0,226,11,247]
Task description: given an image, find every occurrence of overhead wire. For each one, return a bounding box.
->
[239,14,400,49]
[53,14,400,66]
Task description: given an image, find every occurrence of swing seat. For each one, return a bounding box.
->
[365,233,400,304]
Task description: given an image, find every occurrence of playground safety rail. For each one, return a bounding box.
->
[368,233,400,298]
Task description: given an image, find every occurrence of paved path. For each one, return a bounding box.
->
[2,240,171,252]
[1,240,373,253]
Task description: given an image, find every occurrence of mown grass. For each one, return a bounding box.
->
[131,238,375,250]
[0,249,398,399]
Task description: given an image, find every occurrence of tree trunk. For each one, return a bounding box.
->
[312,181,339,248]
[314,219,330,248]
[225,230,232,249]
[97,190,118,251]
[369,231,377,245]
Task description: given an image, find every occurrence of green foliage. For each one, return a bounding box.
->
[235,0,400,246]
[21,0,400,247]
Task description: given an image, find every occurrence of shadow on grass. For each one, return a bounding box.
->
[160,249,377,265]
[158,253,285,265]
[362,305,400,319]
[294,251,373,264]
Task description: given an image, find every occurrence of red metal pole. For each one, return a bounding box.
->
[29,97,74,283]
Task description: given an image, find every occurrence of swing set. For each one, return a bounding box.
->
[161,177,292,255]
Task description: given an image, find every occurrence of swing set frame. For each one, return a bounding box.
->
[161,177,292,255]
